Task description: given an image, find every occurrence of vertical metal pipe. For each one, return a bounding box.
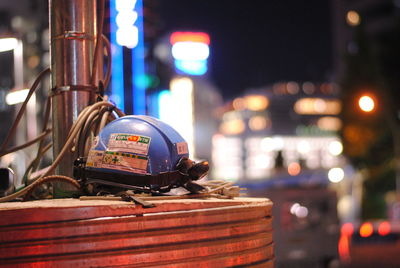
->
[49,0,98,195]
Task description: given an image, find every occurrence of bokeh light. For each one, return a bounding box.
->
[358,95,375,112]
[245,95,269,111]
[248,116,269,131]
[288,162,301,176]
[359,222,373,237]
[346,10,360,26]
[328,140,343,156]
[378,221,391,236]
[328,167,344,183]
[341,222,354,236]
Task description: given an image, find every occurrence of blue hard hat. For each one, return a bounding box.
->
[86,115,189,176]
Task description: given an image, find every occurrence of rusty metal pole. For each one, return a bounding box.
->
[49,0,100,196]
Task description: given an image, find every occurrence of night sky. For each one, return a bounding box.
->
[159,0,333,100]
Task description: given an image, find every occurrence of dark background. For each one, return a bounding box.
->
[158,0,333,99]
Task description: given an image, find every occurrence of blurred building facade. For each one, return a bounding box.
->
[212,81,345,183]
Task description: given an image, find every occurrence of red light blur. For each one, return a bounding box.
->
[359,222,373,237]
[287,162,301,176]
[339,222,354,262]
[338,235,351,262]
[341,222,354,236]
[170,32,210,45]
[378,221,391,236]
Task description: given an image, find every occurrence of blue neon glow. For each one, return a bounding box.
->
[158,90,173,121]
[175,59,208,76]
[147,91,163,118]
[110,0,125,111]
[132,0,146,115]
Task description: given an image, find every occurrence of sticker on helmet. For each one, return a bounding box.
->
[101,151,148,174]
[107,133,151,155]
[86,150,148,174]
[86,150,104,168]
[176,142,189,155]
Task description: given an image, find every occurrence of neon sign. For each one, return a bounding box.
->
[170,32,210,76]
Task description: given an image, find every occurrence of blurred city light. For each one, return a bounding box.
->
[286,81,300,94]
[170,32,210,45]
[170,32,210,76]
[214,135,342,179]
[358,95,375,112]
[288,162,301,176]
[115,0,140,48]
[212,134,243,181]
[328,140,343,156]
[260,137,275,152]
[245,95,269,111]
[0,37,18,52]
[317,116,342,131]
[346,10,361,26]
[174,59,207,76]
[6,89,30,105]
[160,78,195,157]
[359,222,373,237]
[339,222,353,262]
[117,26,139,49]
[248,116,269,131]
[172,42,209,61]
[378,221,391,236]
[290,203,300,214]
[158,90,173,121]
[116,10,138,28]
[232,97,247,110]
[290,203,309,218]
[302,81,316,95]
[297,140,311,155]
[295,206,308,218]
[220,118,245,135]
[116,0,136,11]
[341,223,354,236]
[328,167,345,183]
[294,98,341,115]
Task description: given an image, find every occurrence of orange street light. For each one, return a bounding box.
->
[358,95,375,112]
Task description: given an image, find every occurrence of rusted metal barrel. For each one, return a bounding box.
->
[0,197,274,267]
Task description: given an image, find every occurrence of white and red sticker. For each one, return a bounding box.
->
[107,133,151,155]
[86,150,148,174]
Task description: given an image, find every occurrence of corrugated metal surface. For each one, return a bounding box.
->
[0,198,274,267]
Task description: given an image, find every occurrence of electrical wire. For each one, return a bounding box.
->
[0,68,51,153]
[0,129,51,158]
[0,175,80,203]
[102,34,112,89]
[0,74,124,202]
[22,175,81,201]
[23,143,52,185]
[31,96,52,173]
[78,109,100,147]
[77,109,102,157]
[98,109,110,134]
[91,0,106,86]
[41,101,121,178]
